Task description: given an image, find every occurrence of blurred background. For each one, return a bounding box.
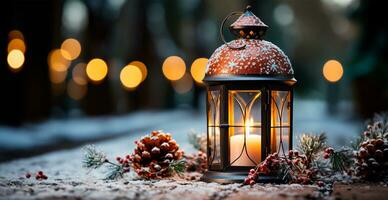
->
[0,0,387,161]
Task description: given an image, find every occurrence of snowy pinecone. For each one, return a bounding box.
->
[130,130,184,178]
[355,138,388,179]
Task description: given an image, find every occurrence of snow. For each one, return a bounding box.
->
[0,99,363,199]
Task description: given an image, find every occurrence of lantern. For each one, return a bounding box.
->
[202,6,296,183]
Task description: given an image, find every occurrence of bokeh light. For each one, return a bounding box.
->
[172,73,193,94]
[323,60,344,83]
[72,63,87,85]
[8,38,26,53]
[129,61,147,82]
[48,49,71,72]
[120,65,143,89]
[8,30,24,41]
[86,58,108,82]
[162,56,186,81]
[7,49,25,70]
[190,58,208,84]
[49,68,68,84]
[60,38,81,60]
[67,79,87,100]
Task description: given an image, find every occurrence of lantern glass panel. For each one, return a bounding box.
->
[228,90,262,166]
[208,90,221,165]
[270,91,291,156]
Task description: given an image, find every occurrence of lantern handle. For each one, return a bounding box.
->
[220,11,246,49]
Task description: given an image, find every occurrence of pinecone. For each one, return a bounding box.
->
[130,130,184,179]
[355,138,388,179]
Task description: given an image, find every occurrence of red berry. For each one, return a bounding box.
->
[293,150,299,157]
[249,179,255,185]
[25,173,31,178]
[42,175,48,180]
[363,131,370,137]
[38,171,43,176]
[323,153,329,159]
[317,181,324,187]
[116,157,122,162]
[288,150,293,157]
[249,169,255,174]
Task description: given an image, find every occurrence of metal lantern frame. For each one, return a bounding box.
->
[201,5,297,183]
[202,76,295,183]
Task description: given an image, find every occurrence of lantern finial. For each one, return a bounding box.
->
[230,5,268,39]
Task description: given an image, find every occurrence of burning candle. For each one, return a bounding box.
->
[230,118,261,166]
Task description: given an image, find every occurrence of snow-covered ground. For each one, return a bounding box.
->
[0,99,365,199]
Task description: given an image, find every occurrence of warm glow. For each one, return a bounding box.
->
[245,118,254,135]
[162,56,186,81]
[8,30,24,41]
[172,73,193,94]
[49,68,67,84]
[48,49,71,72]
[72,63,87,85]
[120,65,142,89]
[7,50,25,70]
[8,39,26,53]
[190,58,208,84]
[86,58,108,82]
[60,38,81,60]
[129,61,147,82]
[323,60,344,82]
[67,79,87,100]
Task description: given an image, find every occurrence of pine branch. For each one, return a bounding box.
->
[83,145,107,169]
[188,131,207,152]
[169,159,186,175]
[298,133,327,167]
[329,147,353,172]
[104,164,125,180]
[83,145,130,180]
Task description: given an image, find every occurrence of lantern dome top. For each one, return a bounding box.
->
[205,6,295,82]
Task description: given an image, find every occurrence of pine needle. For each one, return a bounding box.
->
[169,159,186,175]
[82,145,107,169]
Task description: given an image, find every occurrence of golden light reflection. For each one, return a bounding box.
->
[60,38,81,60]
[129,61,147,82]
[7,49,25,70]
[49,68,67,84]
[8,38,26,53]
[162,56,186,81]
[86,58,108,82]
[172,73,193,94]
[323,59,344,83]
[120,64,142,89]
[72,63,87,85]
[67,79,87,100]
[48,49,71,72]
[190,58,208,84]
[8,30,24,41]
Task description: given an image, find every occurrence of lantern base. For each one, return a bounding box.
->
[201,171,286,184]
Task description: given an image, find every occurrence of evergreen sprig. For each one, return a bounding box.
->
[169,159,186,175]
[329,147,354,172]
[187,131,207,152]
[83,145,107,169]
[82,145,130,180]
[298,133,327,167]
[105,164,125,180]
